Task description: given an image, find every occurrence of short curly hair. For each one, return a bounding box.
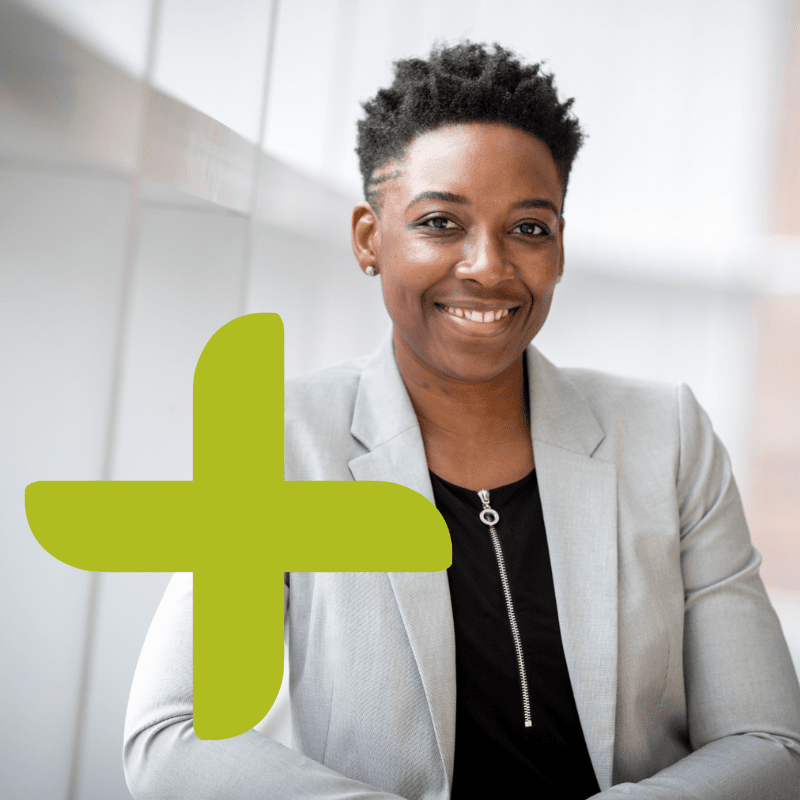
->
[356,41,584,214]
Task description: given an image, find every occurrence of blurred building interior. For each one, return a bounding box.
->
[1,0,799,798]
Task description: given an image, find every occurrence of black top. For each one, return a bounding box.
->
[430,468,601,799]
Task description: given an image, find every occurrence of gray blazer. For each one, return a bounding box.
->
[124,333,800,799]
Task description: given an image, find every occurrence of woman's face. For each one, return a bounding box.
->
[355,122,565,384]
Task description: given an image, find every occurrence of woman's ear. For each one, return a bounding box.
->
[352,202,380,276]
[558,216,566,278]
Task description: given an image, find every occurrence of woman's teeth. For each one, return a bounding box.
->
[444,306,510,323]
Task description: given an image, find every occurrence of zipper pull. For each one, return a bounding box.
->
[477,489,500,527]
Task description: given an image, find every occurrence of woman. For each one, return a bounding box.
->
[123,42,800,798]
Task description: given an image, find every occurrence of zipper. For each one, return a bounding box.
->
[477,488,532,728]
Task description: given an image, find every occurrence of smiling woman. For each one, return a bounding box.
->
[123,42,800,799]
[352,122,566,489]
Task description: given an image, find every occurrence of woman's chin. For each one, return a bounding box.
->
[393,321,529,385]
[417,345,522,385]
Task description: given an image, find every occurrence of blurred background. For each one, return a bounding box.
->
[1,0,799,797]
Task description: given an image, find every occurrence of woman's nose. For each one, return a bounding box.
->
[455,231,514,287]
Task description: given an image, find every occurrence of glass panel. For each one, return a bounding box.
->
[152,0,275,141]
[21,0,151,75]
[263,0,340,176]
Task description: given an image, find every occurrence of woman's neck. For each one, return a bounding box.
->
[393,329,531,451]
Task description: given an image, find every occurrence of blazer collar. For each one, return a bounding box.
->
[348,330,434,502]
[347,331,619,792]
[526,344,605,457]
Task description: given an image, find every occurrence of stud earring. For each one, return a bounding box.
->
[365,265,376,277]
[556,275,562,283]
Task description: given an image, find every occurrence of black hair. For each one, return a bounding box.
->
[356,41,585,214]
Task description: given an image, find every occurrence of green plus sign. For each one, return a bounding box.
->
[25,313,451,740]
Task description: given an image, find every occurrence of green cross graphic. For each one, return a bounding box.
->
[25,313,451,740]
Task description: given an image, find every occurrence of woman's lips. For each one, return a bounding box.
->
[442,305,510,323]
[435,303,519,333]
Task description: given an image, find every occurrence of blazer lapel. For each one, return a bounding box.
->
[527,347,619,791]
[347,332,457,787]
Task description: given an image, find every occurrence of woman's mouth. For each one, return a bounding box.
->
[434,303,519,333]
[441,305,510,323]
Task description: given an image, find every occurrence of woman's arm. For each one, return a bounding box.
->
[591,384,800,798]
[123,572,406,800]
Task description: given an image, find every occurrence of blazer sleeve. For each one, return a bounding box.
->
[593,383,800,798]
[123,571,406,800]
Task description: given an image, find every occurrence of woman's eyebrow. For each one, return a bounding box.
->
[405,191,468,211]
[510,198,560,216]
[405,192,560,216]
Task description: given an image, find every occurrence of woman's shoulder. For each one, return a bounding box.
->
[284,333,398,424]
[285,354,373,435]
[552,360,718,471]
[531,346,684,424]
[283,354,374,479]
[537,352,717,459]
[562,364,680,410]
[285,354,371,404]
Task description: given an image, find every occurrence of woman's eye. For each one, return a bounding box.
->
[514,222,547,236]
[514,222,546,236]
[423,217,457,230]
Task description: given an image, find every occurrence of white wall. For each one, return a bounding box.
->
[0,163,130,798]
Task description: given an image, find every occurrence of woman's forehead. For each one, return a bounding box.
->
[380,122,563,212]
